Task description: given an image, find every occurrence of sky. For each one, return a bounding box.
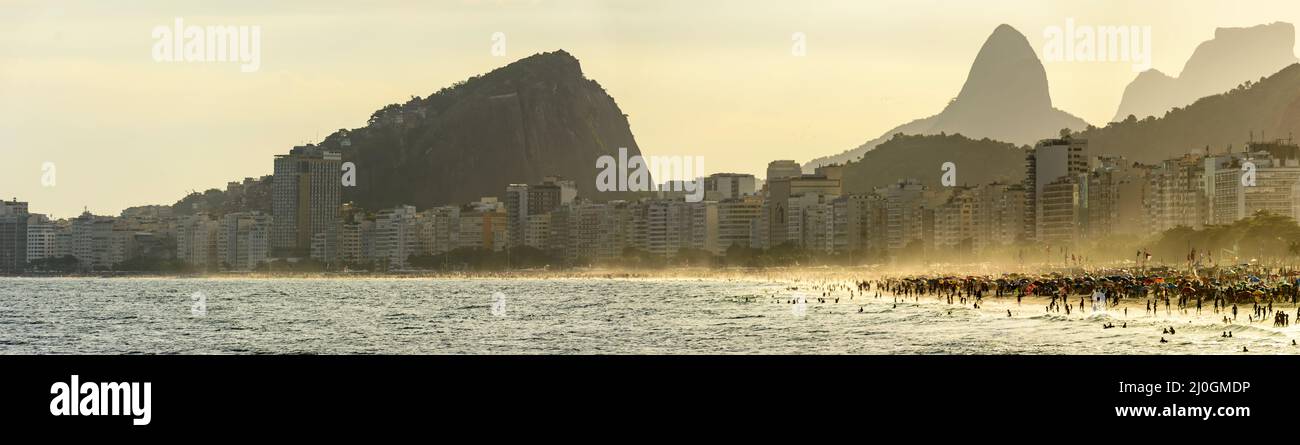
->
[2,0,1299,218]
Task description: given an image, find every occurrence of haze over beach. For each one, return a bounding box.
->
[5,0,1300,218]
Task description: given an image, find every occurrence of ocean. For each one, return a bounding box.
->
[0,276,1294,354]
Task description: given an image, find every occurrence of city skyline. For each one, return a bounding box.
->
[7,132,1300,275]
[5,1,1300,218]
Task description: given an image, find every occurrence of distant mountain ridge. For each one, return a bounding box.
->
[1082,63,1300,163]
[1111,22,1298,123]
[804,24,1088,171]
[312,50,645,210]
[837,63,1300,191]
[167,50,646,216]
[841,133,1026,195]
[826,62,1300,195]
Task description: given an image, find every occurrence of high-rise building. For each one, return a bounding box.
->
[177,213,218,270]
[338,218,374,266]
[1084,156,1146,238]
[458,199,507,251]
[934,186,979,251]
[272,145,342,259]
[1146,153,1207,234]
[524,213,552,251]
[762,175,841,249]
[933,184,1029,253]
[564,202,614,262]
[787,193,835,253]
[628,199,714,259]
[979,183,1028,247]
[1205,141,1300,225]
[71,212,115,271]
[373,205,419,269]
[813,164,844,183]
[543,175,578,205]
[859,193,889,257]
[644,200,672,257]
[26,214,57,264]
[1038,176,1083,246]
[765,160,803,182]
[716,196,762,254]
[417,206,461,256]
[505,181,564,248]
[0,199,29,273]
[217,212,272,271]
[689,200,717,255]
[705,173,759,201]
[107,231,135,267]
[830,194,876,255]
[879,179,927,252]
[504,184,529,248]
[1026,137,1089,242]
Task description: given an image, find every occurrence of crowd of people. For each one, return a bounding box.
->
[761,266,1300,350]
[863,267,1300,322]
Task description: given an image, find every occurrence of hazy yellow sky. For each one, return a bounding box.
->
[3,0,1299,217]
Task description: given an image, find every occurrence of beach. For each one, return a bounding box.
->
[2,268,1298,354]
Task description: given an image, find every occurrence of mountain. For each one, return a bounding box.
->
[1080,63,1300,163]
[842,133,1026,194]
[1111,22,1298,122]
[805,24,1088,171]
[314,50,644,210]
